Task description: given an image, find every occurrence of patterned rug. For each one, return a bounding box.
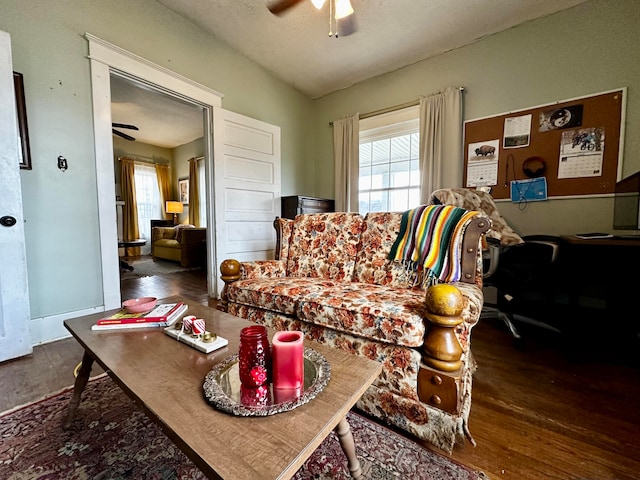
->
[0,375,487,480]
[120,255,201,280]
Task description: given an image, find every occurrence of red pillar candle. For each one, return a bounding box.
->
[272,331,304,390]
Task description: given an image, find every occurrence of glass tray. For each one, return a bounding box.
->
[203,347,330,416]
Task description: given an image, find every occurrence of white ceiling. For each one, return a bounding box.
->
[110,74,204,149]
[111,0,588,148]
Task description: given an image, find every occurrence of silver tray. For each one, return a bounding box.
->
[203,347,331,416]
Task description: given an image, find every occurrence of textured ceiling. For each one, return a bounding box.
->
[112,0,588,148]
[157,0,588,99]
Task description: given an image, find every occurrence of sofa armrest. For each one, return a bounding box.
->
[459,215,491,286]
[241,260,287,279]
[177,227,206,244]
[218,259,286,311]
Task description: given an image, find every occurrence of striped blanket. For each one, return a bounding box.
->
[388,205,478,285]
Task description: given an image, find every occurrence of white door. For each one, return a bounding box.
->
[0,30,32,362]
[212,108,281,296]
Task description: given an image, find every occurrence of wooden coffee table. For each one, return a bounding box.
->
[63,296,382,479]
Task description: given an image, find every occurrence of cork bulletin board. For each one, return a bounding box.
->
[463,88,626,200]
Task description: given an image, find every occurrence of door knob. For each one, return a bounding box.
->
[0,216,17,227]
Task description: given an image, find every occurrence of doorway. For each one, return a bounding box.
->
[110,72,205,268]
[87,33,223,311]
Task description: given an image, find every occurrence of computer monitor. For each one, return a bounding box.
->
[613,171,640,230]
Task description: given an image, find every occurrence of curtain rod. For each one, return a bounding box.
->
[118,156,169,166]
[328,87,465,126]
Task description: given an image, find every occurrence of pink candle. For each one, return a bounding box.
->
[272,331,304,390]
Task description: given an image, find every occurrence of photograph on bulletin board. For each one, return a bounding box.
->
[539,105,584,132]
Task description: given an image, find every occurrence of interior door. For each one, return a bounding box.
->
[212,107,281,296]
[0,30,33,362]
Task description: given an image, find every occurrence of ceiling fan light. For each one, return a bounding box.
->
[311,0,326,9]
[334,0,354,19]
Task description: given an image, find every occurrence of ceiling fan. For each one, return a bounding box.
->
[112,123,139,141]
[268,0,356,37]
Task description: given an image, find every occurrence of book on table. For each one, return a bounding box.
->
[92,303,188,331]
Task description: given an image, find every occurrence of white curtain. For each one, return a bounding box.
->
[134,163,162,255]
[333,113,360,212]
[419,87,463,203]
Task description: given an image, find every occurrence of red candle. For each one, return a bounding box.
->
[272,331,304,390]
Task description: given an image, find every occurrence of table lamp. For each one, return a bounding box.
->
[166,201,183,225]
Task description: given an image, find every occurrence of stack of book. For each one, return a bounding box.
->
[92,302,188,331]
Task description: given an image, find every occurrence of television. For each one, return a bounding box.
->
[613,171,640,231]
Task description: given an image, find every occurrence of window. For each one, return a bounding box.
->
[134,163,162,255]
[359,106,420,214]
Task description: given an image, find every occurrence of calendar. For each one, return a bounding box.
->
[558,154,603,179]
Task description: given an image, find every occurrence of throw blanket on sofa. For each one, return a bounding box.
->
[389,205,478,285]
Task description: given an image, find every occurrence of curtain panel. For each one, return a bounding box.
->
[419,87,463,203]
[188,158,200,227]
[155,164,172,221]
[333,113,360,212]
[119,158,141,255]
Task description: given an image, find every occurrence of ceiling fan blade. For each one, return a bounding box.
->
[337,14,357,37]
[112,129,136,141]
[267,0,304,15]
[112,123,139,131]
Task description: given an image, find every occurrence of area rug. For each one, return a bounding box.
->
[0,375,487,480]
[120,255,201,280]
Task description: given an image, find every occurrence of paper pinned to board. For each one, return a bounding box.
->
[510,177,548,203]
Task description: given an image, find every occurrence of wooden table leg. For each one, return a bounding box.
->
[335,417,362,479]
[62,350,94,429]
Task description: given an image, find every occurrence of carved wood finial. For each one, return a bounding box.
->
[422,284,465,372]
[219,259,241,312]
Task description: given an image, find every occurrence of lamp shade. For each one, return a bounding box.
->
[166,201,183,214]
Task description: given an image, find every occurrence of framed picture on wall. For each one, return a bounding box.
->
[13,72,32,170]
[178,177,189,204]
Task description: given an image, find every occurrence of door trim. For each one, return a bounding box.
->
[86,34,223,309]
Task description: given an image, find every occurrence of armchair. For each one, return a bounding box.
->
[429,188,561,343]
[151,224,206,268]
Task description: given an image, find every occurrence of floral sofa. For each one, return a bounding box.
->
[219,209,490,452]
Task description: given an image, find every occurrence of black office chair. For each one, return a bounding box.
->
[483,234,562,343]
[430,188,561,343]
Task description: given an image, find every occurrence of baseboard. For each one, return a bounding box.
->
[29,305,105,346]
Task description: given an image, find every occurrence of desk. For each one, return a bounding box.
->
[118,238,146,271]
[558,235,640,316]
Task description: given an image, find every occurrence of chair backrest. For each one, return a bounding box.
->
[430,188,524,246]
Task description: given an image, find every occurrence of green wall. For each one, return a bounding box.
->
[2,0,638,339]
[313,0,640,237]
[0,0,315,324]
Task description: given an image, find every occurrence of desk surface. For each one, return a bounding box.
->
[64,297,382,480]
[561,235,640,247]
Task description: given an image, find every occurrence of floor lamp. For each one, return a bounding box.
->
[166,201,183,225]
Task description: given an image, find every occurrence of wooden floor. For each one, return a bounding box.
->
[1,263,639,480]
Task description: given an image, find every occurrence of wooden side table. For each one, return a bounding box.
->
[118,238,146,271]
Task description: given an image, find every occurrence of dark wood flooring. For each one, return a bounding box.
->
[1,262,639,479]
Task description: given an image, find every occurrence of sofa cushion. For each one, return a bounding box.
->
[227,277,339,315]
[354,212,414,288]
[286,213,364,280]
[295,282,428,347]
[153,238,180,249]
